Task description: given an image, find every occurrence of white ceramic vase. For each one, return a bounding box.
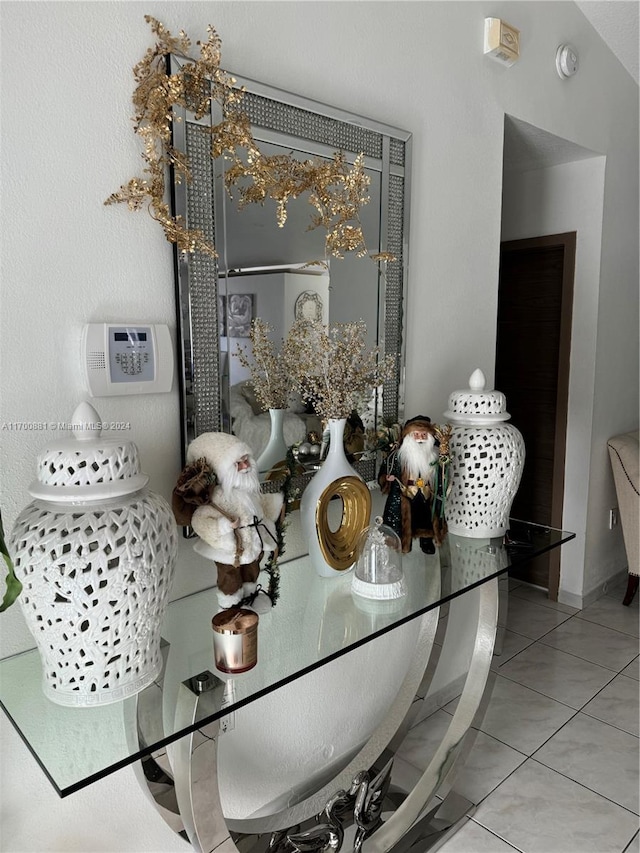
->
[9,403,178,706]
[300,417,363,577]
[256,408,288,475]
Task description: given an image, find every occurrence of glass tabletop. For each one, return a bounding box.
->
[0,519,574,796]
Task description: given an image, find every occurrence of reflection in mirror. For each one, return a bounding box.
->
[171,65,411,486]
[224,265,325,464]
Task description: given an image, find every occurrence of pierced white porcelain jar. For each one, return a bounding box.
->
[9,403,178,707]
[444,369,525,538]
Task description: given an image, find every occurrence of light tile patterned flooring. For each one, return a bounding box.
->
[396,579,640,853]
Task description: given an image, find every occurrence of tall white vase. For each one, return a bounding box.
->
[256,408,288,475]
[300,418,363,577]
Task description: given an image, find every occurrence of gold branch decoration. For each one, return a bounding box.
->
[105,16,237,257]
[224,148,372,258]
[105,17,387,262]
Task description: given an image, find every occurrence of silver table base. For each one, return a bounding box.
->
[130,569,502,853]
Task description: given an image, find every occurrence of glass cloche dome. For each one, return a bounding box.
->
[351,517,406,600]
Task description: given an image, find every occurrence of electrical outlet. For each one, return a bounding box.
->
[220,712,235,733]
[609,508,619,529]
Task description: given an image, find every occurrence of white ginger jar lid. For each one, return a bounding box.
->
[28,402,149,502]
[443,368,512,426]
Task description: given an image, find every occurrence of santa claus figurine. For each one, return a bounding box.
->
[172,432,284,608]
[378,416,448,555]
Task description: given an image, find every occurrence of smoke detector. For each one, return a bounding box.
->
[556,44,579,78]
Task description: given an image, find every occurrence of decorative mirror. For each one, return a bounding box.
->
[170,58,411,480]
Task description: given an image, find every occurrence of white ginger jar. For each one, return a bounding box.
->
[444,369,525,538]
[9,403,178,707]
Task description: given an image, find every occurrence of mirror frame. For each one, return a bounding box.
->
[170,58,412,476]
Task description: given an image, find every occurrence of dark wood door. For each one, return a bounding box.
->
[496,233,575,599]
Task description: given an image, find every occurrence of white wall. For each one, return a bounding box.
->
[500,156,625,604]
[1,2,637,850]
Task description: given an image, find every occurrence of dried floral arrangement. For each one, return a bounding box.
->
[234,319,290,410]
[105,16,390,262]
[283,319,396,421]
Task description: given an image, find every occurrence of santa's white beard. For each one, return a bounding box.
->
[398,434,437,483]
[223,463,260,494]
[222,463,262,512]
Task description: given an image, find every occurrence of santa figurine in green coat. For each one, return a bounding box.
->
[378,416,449,554]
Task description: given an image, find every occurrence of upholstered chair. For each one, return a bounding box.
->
[607,430,639,605]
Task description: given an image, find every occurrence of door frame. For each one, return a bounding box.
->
[499,232,576,600]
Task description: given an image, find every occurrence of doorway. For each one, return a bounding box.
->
[495,233,576,600]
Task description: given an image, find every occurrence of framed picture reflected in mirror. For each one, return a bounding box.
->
[226,294,255,338]
[295,290,324,323]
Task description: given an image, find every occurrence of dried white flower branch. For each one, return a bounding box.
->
[234,320,291,410]
[283,320,395,421]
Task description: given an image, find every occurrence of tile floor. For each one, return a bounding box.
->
[396,578,640,853]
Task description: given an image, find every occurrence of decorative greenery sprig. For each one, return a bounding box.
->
[234,319,291,410]
[106,17,384,261]
[0,514,21,612]
[238,449,304,610]
[283,319,396,421]
[366,421,402,457]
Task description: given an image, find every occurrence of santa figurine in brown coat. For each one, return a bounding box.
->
[173,432,283,609]
[378,416,448,554]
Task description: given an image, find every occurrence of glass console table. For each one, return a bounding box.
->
[0,520,574,853]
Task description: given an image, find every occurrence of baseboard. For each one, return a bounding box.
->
[558,566,630,610]
[604,567,632,588]
[557,589,585,609]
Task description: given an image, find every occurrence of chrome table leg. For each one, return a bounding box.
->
[362,576,499,852]
[171,671,237,852]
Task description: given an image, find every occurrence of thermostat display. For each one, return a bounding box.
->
[82,323,174,397]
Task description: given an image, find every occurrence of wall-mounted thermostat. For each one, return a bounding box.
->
[484,18,521,67]
[82,324,174,396]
